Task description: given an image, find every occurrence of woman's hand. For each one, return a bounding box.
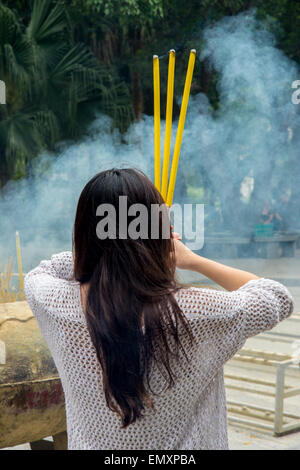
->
[173,239,195,270]
[170,227,195,270]
[172,236,260,290]
[172,240,260,290]
[171,230,182,241]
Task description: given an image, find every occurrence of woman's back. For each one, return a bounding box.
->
[24,250,294,450]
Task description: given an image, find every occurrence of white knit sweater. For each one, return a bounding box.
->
[24,251,294,450]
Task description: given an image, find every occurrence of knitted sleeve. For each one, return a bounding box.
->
[24,251,74,314]
[177,278,294,365]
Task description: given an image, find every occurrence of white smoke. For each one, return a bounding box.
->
[0,10,299,270]
[1,115,155,269]
[182,11,299,231]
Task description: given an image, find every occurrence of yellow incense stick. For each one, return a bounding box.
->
[161,50,176,201]
[16,231,24,293]
[153,55,161,192]
[166,50,196,207]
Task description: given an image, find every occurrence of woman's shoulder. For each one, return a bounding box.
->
[24,251,78,315]
[175,284,222,302]
[25,251,74,283]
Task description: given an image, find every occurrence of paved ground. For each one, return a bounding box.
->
[2,253,300,451]
[228,425,300,450]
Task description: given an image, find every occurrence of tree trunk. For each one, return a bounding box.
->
[131,69,143,120]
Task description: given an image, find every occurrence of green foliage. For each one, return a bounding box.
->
[70,0,163,19]
[0,0,133,184]
[0,0,300,187]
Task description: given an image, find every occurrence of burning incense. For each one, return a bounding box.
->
[153,55,161,192]
[161,50,176,201]
[0,257,14,303]
[166,50,196,207]
[15,231,24,293]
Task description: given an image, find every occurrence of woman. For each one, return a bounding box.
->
[25,168,294,450]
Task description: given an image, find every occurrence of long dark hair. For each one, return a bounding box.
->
[73,168,193,427]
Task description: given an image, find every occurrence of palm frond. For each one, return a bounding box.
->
[33,109,60,147]
[50,43,101,83]
[0,5,33,92]
[0,113,44,172]
[0,4,20,46]
[27,0,68,44]
[26,0,70,76]
[2,43,33,91]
